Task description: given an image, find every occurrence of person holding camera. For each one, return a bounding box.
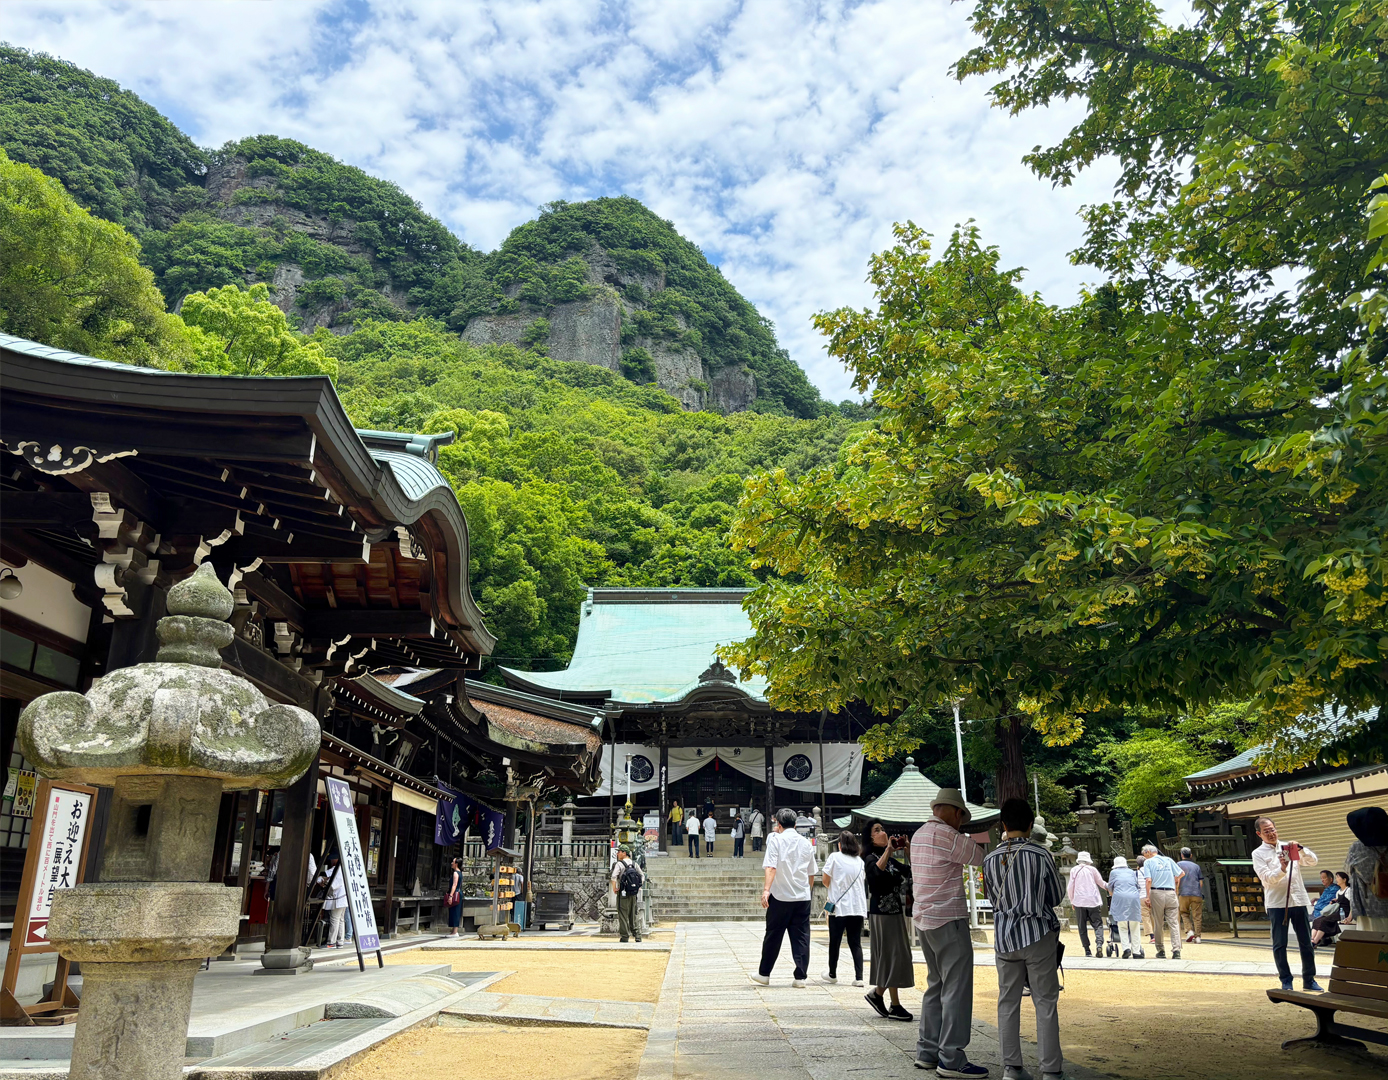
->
[1252,815,1323,993]
[862,819,916,1022]
[911,789,987,1078]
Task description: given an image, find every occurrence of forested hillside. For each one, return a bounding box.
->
[0,44,868,668]
[0,45,826,417]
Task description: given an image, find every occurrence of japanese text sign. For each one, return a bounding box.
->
[324,777,381,952]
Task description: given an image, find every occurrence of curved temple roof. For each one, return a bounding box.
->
[501,588,765,703]
[0,332,494,657]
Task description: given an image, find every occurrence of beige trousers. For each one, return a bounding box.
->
[1179,895,1204,937]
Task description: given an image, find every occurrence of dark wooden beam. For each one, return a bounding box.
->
[220,637,317,709]
[302,609,434,638]
[217,534,369,565]
[58,459,161,527]
[0,492,95,530]
[238,570,306,628]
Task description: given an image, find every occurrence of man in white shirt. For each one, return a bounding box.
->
[1252,815,1323,992]
[687,812,702,858]
[318,853,349,948]
[751,807,815,987]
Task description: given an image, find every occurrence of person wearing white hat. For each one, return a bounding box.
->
[909,787,987,1078]
[1065,850,1108,957]
[1106,855,1143,959]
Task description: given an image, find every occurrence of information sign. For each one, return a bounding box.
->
[323,777,383,969]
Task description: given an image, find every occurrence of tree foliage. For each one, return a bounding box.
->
[175,283,336,378]
[0,45,207,231]
[725,0,1388,799]
[0,148,191,364]
[325,318,865,661]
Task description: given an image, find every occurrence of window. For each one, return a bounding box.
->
[1,626,81,688]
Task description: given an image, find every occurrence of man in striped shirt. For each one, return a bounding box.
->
[910,788,987,1077]
[982,798,1066,1080]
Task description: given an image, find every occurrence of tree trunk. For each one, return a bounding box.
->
[995,709,1027,804]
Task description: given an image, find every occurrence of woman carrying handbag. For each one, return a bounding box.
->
[446,856,463,938]
[821,830,868,985]
[862,819,916,1021]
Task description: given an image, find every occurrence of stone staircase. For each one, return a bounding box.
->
[646,855,780,922]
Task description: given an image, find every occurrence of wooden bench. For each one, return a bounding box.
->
[1268,929,1388,1049]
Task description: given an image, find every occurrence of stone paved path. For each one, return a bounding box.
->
[640,923,1111,1080]
[971,950,1279,977]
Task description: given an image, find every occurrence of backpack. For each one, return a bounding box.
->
[618,863,643,897]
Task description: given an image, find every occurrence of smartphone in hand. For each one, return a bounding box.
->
[1286,842,1301,862]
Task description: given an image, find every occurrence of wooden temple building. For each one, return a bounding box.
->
[500,587,867,841]
[0,333,601,981]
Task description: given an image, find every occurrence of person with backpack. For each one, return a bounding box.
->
[611,846,644,942]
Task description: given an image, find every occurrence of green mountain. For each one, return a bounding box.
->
[0,45,824,418]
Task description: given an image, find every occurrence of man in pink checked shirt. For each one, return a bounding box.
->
[910,789,988,1079]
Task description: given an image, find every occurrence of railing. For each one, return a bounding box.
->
[458,837,610,860]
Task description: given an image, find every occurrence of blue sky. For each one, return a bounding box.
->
[5,0,1123,401]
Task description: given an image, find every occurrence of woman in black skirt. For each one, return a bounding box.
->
[861,819,915,1021]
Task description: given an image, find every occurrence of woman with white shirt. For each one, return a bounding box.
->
[704,811,716,854]
[821,830,868,985]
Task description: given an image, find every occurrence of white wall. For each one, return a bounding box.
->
[0,559,91,643]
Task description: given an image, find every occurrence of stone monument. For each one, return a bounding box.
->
[18,563,319,1080]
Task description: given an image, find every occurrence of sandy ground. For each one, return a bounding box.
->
[339,1024,647,1080]
[382,945,668,1002]
[933,962,1388,1080]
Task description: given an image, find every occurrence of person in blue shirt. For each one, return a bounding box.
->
[1139,844,1185,960]
[1310,870,1341,921]
[1176,847,1205,944]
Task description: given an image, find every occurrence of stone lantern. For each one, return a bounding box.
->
[18,563,319,1080]
[561,798,576,857]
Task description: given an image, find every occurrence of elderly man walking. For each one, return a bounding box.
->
[910,788,987,1078]
[1139,844,1184,959]
[1066,851,1108,958]
[984,798,1068,1080]
[752,807,816,987]
[1177,847,1204,944]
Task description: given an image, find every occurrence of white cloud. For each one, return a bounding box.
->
[4,0,1120,401]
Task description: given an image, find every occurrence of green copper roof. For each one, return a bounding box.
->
[843,758,999,831]
[501,588,767,703]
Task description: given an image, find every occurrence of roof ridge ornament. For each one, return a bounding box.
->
[699,658,736,684]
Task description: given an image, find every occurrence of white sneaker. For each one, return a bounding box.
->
[792,979,807,988]
[750,973,770,985]
[852,979,865,987]
[1185,932,1195,943]
[821,974,837,983]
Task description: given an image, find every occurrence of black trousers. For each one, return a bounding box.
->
[1074,905,1104,951]
[828,914,864,979]
[734,836,745,857]
[688,830,700,857]
[1269,905,1317,985]
[760,896,811,980]
[753,836,763,851]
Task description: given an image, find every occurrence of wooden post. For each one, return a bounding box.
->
[263,752,318,957]
[381,798,400,939]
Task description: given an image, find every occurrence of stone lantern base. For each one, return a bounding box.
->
[50,882,241,1080]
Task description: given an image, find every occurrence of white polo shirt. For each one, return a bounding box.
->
[762,828,815,902]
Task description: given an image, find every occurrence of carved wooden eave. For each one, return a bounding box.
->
[0,334,496,691]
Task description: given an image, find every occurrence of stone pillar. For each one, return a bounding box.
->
[561,799,575,858]
[260,752,320,975]
[20,564,319,1080]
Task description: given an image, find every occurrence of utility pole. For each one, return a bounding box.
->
[954,701,978,932]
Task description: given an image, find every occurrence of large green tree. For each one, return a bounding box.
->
[723,0,1388,795]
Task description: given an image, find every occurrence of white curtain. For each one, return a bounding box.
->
[589,743,863,797]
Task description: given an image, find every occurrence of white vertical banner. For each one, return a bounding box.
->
[324,777,382,964]
[24,786,93,948]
